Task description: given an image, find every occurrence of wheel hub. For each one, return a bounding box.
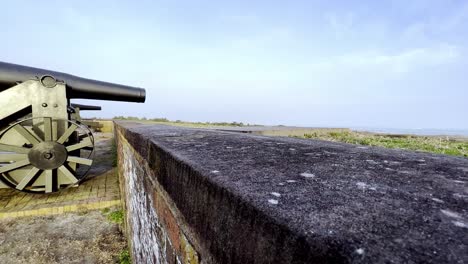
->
[0,117,95,193]
[28,141,68,170]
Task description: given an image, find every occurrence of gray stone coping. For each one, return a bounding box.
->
[116,122,468,264]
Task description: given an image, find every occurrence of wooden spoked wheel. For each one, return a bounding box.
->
[0,117,94,193]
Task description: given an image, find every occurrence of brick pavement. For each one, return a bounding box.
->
[0,132,121,219]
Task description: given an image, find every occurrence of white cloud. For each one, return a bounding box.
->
[324,12,356,39]
[438,2,468,32]
[310,45,460,73]
[402,22,427,41]
[402,2,468,42]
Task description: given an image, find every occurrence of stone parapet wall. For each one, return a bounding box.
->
[116,129,201,264]
[115,121,468,264]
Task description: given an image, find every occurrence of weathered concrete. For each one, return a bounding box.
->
[116,122,468,264]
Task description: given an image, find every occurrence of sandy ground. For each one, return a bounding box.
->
[0,132,127,264]
[0,210,126,264]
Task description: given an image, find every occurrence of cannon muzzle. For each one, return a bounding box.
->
[71,103,102,111]
[0,61,145,102]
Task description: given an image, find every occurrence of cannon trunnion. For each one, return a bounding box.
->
[0,61,146,193]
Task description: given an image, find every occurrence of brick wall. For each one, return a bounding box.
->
[117,131,202,264]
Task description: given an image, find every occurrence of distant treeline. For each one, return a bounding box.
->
[113,116,247,127]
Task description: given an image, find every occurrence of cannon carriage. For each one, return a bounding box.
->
[0,61,145,193]
[70,103,102,121]
[69,103,106,131]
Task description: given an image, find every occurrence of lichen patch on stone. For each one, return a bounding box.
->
[268,199,279,205]
[431,198,444,203]
[300,172,315,178]
[452,221,468,229]
[441,209,461,219]
[356,182,377,191]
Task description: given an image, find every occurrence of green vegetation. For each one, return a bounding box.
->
[112,116,467,157]
[107,209,124,225]
[102,208,124,225]
[111,139,118,167]
[101,208,130,263]
[118,249,131,264]
[296,130,468,157]
[113,116,251,127]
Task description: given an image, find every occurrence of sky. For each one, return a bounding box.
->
[1,0,468,129]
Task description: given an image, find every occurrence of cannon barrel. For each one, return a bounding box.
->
[71,103,102,111]
[0,61,145,102]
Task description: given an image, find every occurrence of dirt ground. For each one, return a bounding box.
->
[0,210,126,263]
[0,132,127,264]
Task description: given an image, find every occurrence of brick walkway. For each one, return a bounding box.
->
[0,169,120,218]
[0,133,121,219]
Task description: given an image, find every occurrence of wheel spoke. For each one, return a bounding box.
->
[78,134,94,143]
[43,117,52,141]
[67,156,93,166]
[0,159,30,174]
[16,167,41,190]
[45,169,53,193]
[57,124,78,144]
[66,138,93,152]
[0,118,94,193]
[0,143,30,154]
[0,154,28,162]
[58,165,79,183]
[13,124,42,144]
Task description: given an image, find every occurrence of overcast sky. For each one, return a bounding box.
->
[2,0,467,129]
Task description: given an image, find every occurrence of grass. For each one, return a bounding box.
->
[101,208,130,263]
[107,210,124,225]
[296,130,468,157]
[102,208,124,225]
[111,139,118,167]
[112,116,468,158]
[118,249,131,264]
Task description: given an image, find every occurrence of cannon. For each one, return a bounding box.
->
[69,103,103,131]
[70,103,105,131]
[71,103,102,112]
[70,103,102,121]
[0,61,146,193]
